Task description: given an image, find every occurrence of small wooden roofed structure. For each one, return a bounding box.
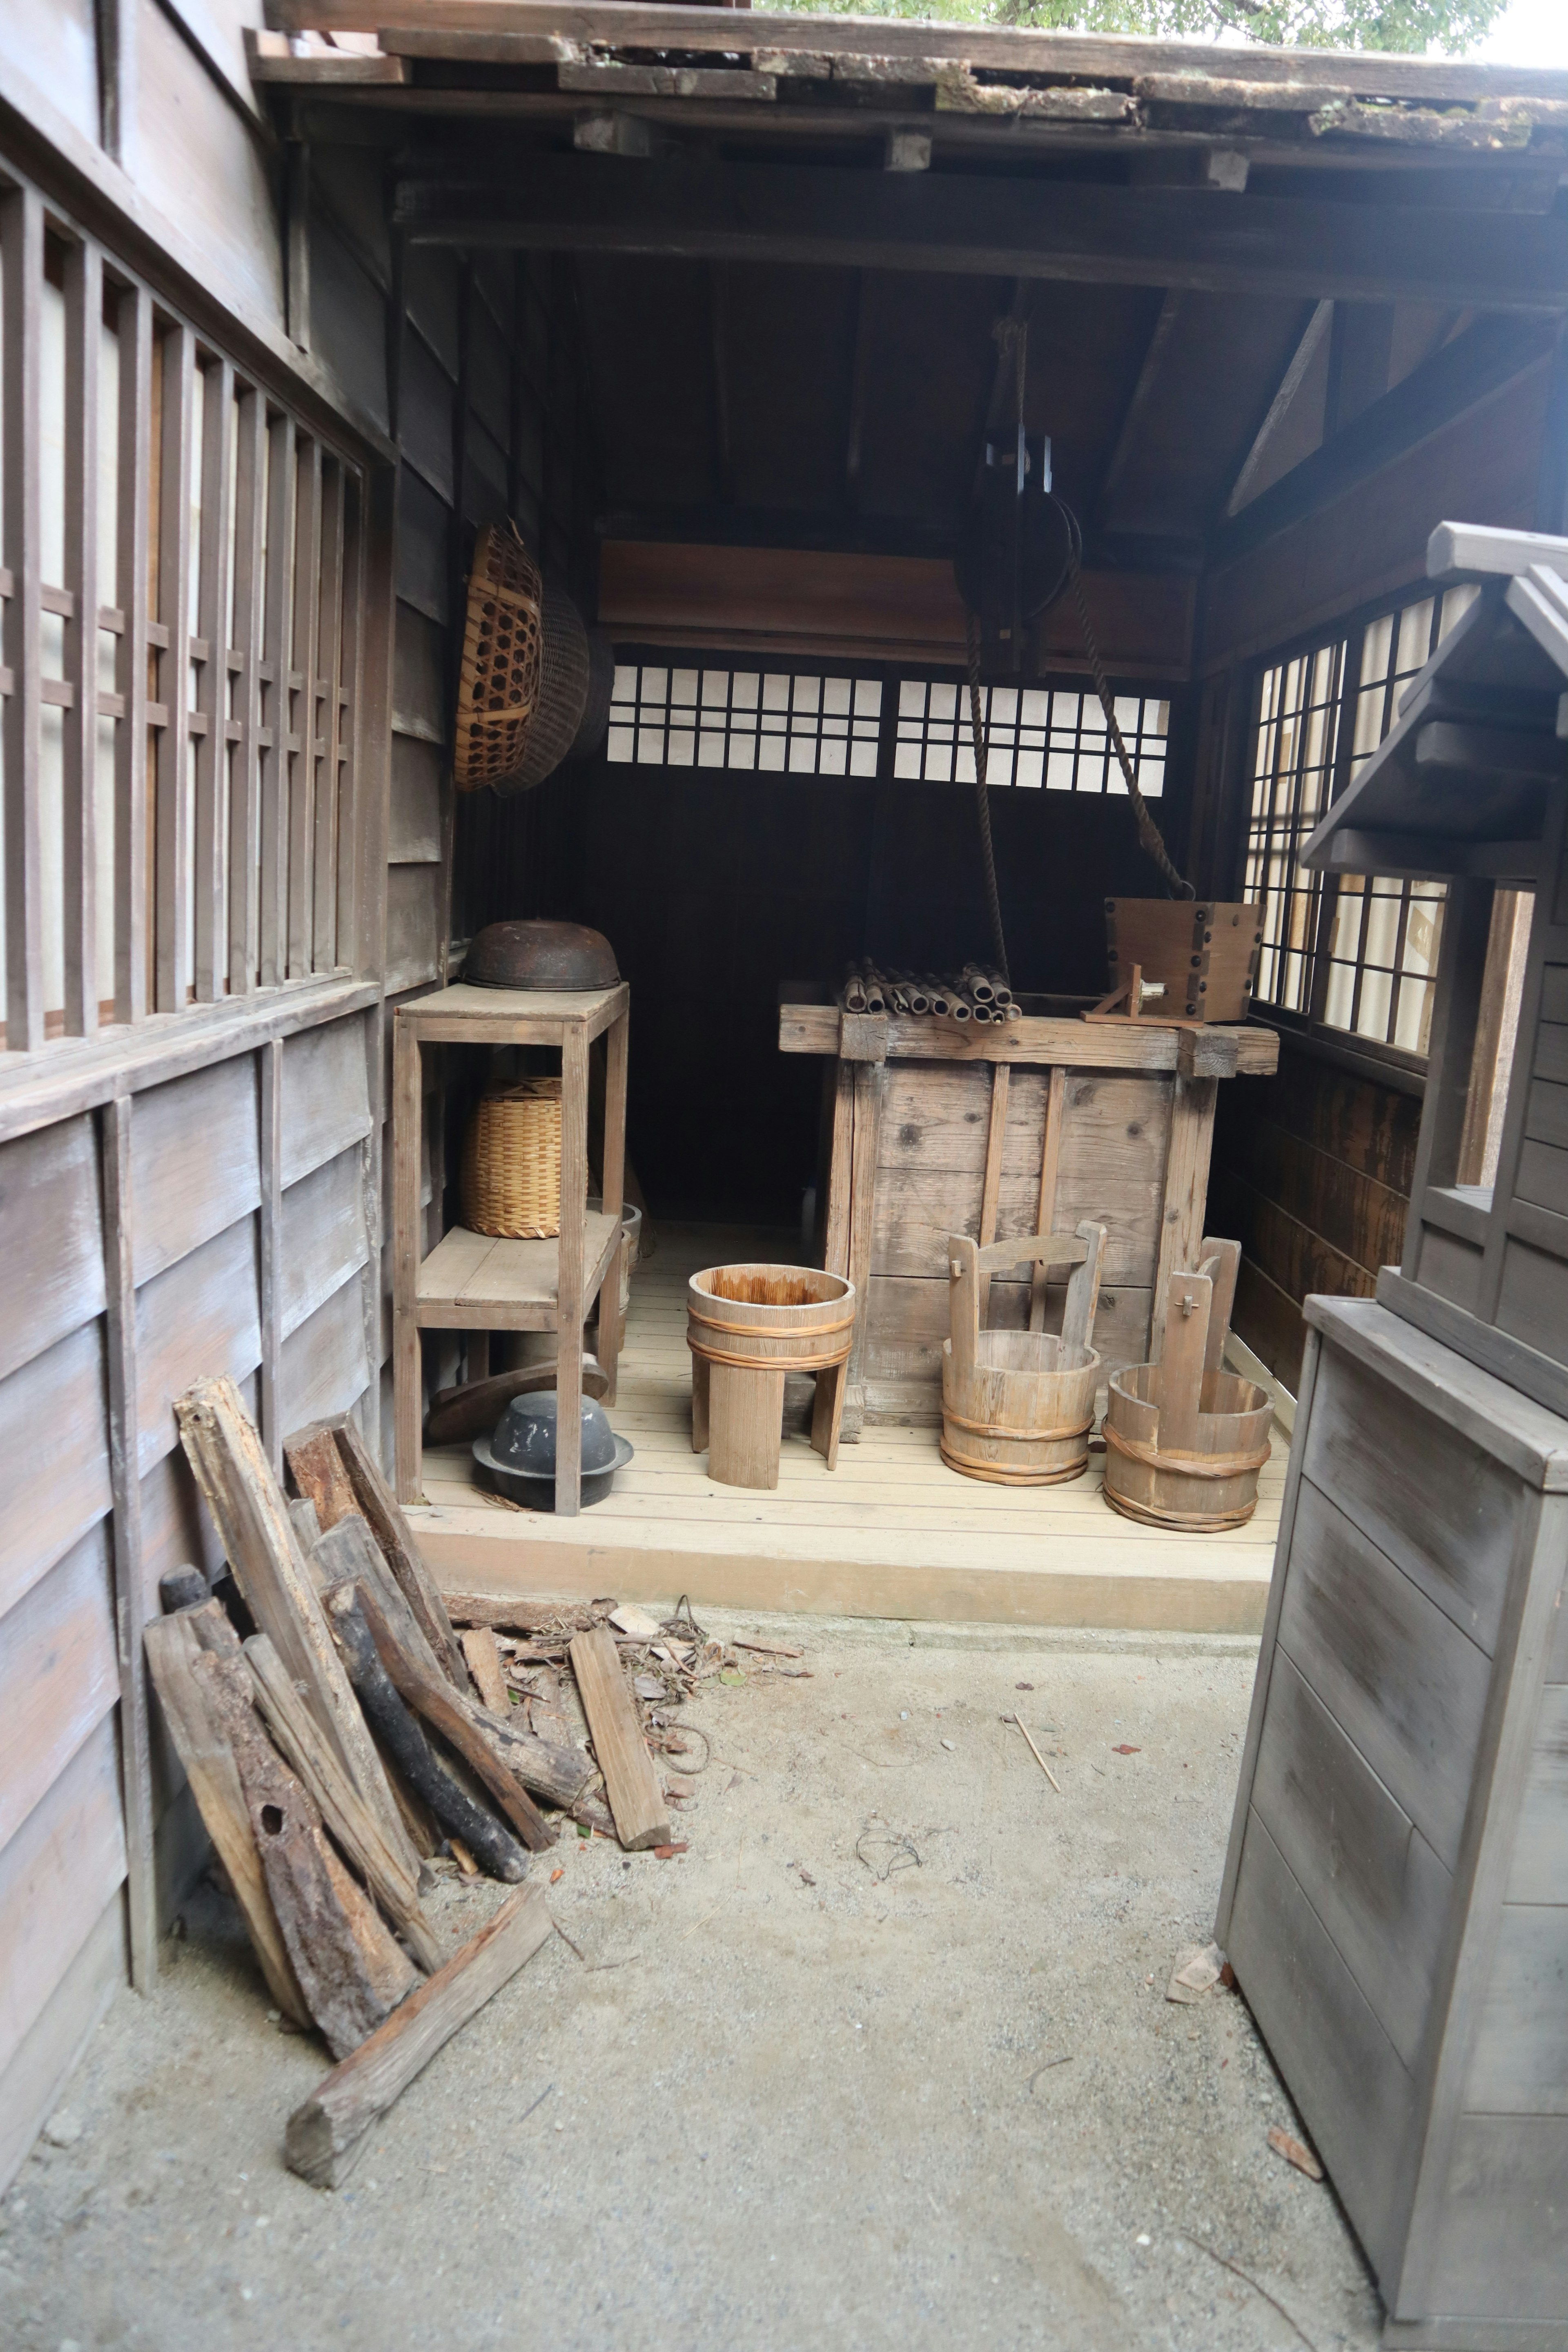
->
[1304,520,1568,1421]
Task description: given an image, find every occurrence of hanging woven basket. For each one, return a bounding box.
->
[492,580,592,799]
[454,523,543,791]
[461,1078,563,1238]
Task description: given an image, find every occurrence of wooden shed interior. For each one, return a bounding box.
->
[5,0,1568,2225]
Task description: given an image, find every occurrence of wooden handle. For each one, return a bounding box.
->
[969,1231,1089,1279]
[1198,1236,1241,1372]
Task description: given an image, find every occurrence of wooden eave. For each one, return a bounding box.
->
[1304,528,1568,879]
[253,1,1568,174]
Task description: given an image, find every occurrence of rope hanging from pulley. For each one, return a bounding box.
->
[954,318,1194,984]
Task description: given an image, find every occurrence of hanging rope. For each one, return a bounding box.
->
[1067,548,1194,902]
[965,609,1011,986]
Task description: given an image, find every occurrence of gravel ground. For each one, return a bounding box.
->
[0,1615,1382,2352]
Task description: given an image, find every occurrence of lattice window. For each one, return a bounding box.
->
[893,682,1167,794]
[1320,585,1479,1055]
[0,176,364,1053]
[606,667,882,775]
[1244,641,1347,1018]
[1245,583,1481,1056]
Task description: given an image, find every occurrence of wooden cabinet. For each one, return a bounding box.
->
[392,982,630,1515]
[1219,1295,1568,2345]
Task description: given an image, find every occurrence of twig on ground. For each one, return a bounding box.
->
[1009,1714,1061,1793]
[1179,2234,1320,2352]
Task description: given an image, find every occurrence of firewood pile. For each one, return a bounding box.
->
[841,960,1022,1024]
[145,1374,785,2188]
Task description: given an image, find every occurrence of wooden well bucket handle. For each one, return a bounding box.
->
[946,1222,1106,1374]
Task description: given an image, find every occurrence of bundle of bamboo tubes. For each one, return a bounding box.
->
[840,960,1022,1023]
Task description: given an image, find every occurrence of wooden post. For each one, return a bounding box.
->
[260,412,296,989]
[154,321,195,1016]
[193,356,236,1004]
[102,1092,157,1991]
[556,1025,590,1515]
[259,1037,284,1478]
[392,1017,423,1504]
[842,1060,884,1437]
[62,234,101,1039]
[2,185,44,1051]
[1149,1075,1218,1361]
[976,1060,1010,1327]
[229,384,266,994]
[1029,1065,1067,1332]
[113,280,151,1027]
[288,438,323,980]
[822,1058,855,1278]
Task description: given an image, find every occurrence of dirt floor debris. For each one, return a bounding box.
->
[1268,2124,1325,2181]
[141,1379,813,2190]
[1166,1942,1227,2004]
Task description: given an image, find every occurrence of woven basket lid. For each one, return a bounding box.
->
[464,919,619,991]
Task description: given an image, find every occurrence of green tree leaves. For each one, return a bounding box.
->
[789,0,1509,54]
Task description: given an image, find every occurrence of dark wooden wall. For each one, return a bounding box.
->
[466,733,1196,1223]
[1210,1042,1420,1390]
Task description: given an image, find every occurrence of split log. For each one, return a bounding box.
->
[284,1428,359,1533]
[569,1625,670,1852]
[345,1578,569,1852]
[336,1545,593,1816]
[196,1648,417,2058]
[293,1414,469,1689]
[158,1565,209,1614]
[285,1882,555,2188]
[288,1498,323,1561]
[143,1614,310,2026]
[175,1377,417,1880]
[244,1633,443,1974]
[459,1627,510,1714]
[328,1588,530,1883]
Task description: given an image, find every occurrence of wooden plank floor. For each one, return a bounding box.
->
[411,1224,1285,1633]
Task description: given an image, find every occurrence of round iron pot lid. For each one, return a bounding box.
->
[478,1388,631,1480]
[464,919,619,991]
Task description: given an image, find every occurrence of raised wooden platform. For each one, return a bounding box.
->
[410,1225,1285,1633]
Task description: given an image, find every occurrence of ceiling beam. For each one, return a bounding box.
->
[1093,289,1184,528]
[393,151,1568,313]
[1223,298,1332,519]
[1208,314,1557,570]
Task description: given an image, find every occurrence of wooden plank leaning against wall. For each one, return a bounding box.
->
[0,147,396,2198]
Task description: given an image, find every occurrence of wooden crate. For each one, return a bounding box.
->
[779,989,1278,1430]
[1218,1293,1568,2346]
[1104,897,1263,1022]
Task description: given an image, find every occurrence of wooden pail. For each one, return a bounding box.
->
[1102,1362,1272,1530]
[941,1330,1100,1486]
[687,1264,855,1489]
[939,1218,1108,1488]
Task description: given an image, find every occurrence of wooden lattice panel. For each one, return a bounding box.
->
[454,523,543,791]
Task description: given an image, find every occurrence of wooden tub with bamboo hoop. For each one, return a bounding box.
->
[941,1221,1107,1486]
[688,1263,855,1490]
[1102,1240,1272,1531]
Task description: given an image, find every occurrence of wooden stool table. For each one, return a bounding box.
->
[392,981,629,1515]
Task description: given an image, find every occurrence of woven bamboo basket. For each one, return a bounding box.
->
[454,523,543,791]
[493,580,592,799]
[461,1078,562,1238]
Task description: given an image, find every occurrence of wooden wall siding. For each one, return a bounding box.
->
[129,0,282,327]
[0,1112,105,1384]
[278,1013,372,1188]
[0,1895,124,2201]
[1201,359,1549,674]
[0,1320,114,1622]
[0,154,369,1055]
[1210,1036,1421,1391]
[0,0,98,146]
[0,1524,116,1855]
[279,1262,371,1430]
[0,1715,126,2088]
[127,1056,261,1286]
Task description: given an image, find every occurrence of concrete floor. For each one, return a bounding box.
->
[0,1615,1383,2352]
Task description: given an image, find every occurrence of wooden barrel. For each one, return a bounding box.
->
[1102,1363,1272,1531]
[940,1332,1100,1486]
[687,1264,855,1490]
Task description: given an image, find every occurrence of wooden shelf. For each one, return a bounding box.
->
[415,1214,623,1331]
